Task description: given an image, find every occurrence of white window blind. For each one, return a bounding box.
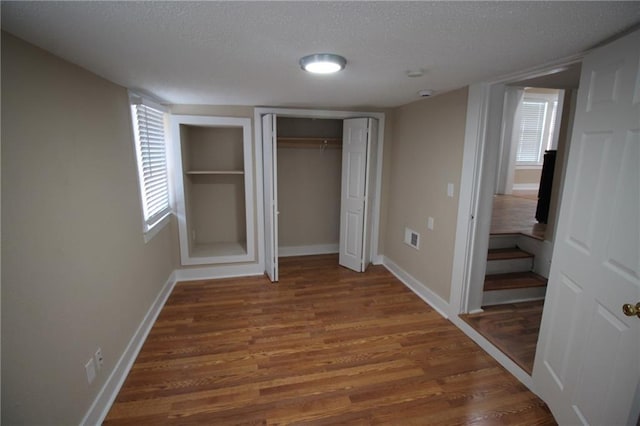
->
[130,95,171,232]
[516,100,548,164]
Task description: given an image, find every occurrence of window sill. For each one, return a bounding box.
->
[515,164,543,169]
[143,213,172,244]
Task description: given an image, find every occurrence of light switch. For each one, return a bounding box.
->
[447,183,455,198]
[428,217,434,230]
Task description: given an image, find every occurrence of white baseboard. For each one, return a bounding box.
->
[80,271,177,426]
[174,263,264,281]
[381,256,450,319]
[512,183,539,191]
[278,244,339,257]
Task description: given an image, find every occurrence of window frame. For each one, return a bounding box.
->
[128,91,172,242]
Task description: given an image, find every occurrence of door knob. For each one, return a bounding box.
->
[622,302,640,318]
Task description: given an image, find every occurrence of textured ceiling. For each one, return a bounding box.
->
[2,1,639,108]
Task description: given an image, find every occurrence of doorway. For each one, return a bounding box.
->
[254,107,386,282]
[449,62,581,383]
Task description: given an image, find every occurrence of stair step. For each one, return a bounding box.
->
[488,234,520,250]
[487,248,534,261]
[484,272,547,292]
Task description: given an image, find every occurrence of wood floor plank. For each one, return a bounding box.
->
[104,254,555,424]
[460,300,545,374]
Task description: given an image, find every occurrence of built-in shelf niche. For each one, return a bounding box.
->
[171,115,254,266]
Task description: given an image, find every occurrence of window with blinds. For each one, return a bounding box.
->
[129,93,171,235]
[516,100,548,164]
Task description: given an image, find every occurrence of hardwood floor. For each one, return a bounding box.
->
[460,301,545,375]
[491,195,546,240]
[104,255,555,425]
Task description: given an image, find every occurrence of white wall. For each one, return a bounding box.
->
[1,33,177,424]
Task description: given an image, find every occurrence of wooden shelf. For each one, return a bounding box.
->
[185,170,245,175]
[277,137,342,149]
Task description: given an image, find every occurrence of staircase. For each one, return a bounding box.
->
[483,234,548,306]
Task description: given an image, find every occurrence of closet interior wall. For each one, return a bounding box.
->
[276,118,343,256]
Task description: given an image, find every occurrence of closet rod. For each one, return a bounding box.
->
[276,137,342,150]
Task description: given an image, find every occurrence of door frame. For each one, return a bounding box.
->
[447,55,584,387]
[254,107,386,274]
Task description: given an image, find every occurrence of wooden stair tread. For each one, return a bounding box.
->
[484,272,547,291]
[487,248,534,261]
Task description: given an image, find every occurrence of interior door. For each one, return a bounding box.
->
[262,114,278,281]
[532,29,640,425]
[362,119,378,271]
[339,118,371,272]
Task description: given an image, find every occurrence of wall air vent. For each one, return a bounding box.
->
[404,227,420,250]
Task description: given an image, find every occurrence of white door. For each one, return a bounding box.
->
[532,29,640,425]
[339,118,372,272]
[262,114,278,281]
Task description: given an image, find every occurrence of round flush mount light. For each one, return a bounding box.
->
[299,53,347,74]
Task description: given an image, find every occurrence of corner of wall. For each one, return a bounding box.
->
[80,272,178,425]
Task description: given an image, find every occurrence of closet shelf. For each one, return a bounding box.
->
[185,170,245,175]
[277,137,342,149]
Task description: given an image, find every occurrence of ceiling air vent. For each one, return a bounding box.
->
[404,227,420,250]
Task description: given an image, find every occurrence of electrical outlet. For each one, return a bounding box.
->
[95,348,104,370]
[85,358,96,384]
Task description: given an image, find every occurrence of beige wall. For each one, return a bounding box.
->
[1,34,177,424]
[182,126,246,247]
[277,118,342,249]
[277,146,342,248]
[381,88,469,302]
[514,167,542,185]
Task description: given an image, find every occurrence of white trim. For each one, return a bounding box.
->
[278,244,339,257]
[449,83,490,315]
[142,212,171,244]
[512,183,540,191]
[515,165,543,170]
[381,256,450,319]
[80,271,177,426]
[254,107,386,277]
[174,264,264,282]
[489,54,584,86]
[127,90,168,113]
[482,288,546,306]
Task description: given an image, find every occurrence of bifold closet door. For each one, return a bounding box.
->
[339,118,374,272]
[262,114,279,281]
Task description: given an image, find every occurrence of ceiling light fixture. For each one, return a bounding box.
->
[406,69,425,78]
[299,53,346,74]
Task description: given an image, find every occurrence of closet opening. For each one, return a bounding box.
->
[276,117,343,259]
[258,107,385,283]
